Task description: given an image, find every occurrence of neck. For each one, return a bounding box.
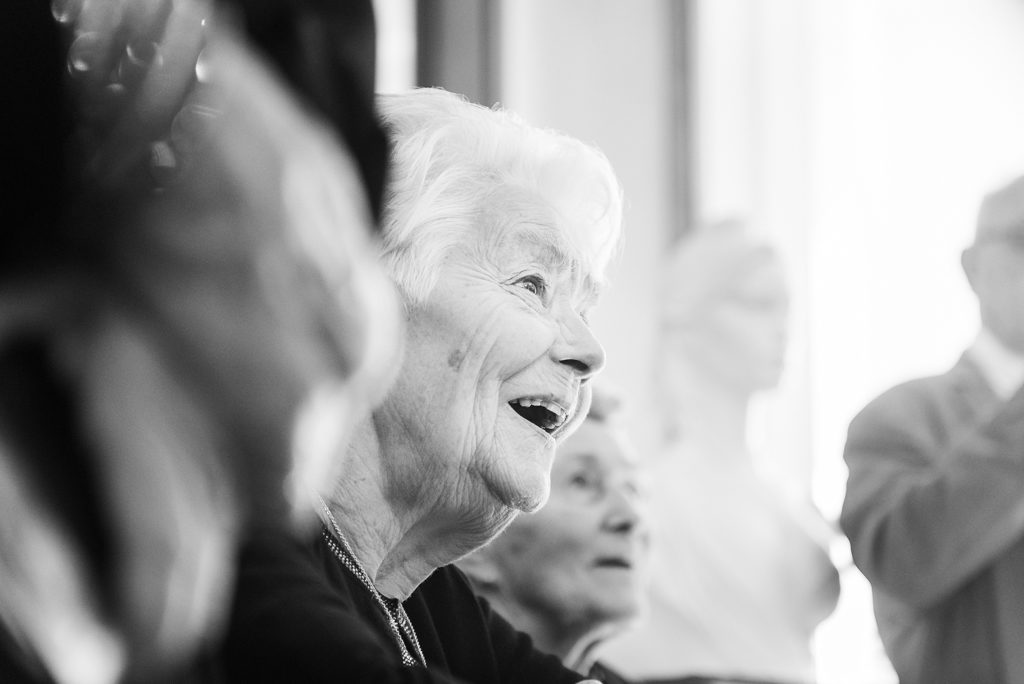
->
[662,353,751,460]
[320,414,515,600]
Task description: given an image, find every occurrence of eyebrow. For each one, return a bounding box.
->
[497,220,604,310]
[504,222,572,269]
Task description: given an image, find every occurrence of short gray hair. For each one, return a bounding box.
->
[376,88,623,304]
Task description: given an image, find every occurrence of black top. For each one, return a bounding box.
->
[220,529,584,684]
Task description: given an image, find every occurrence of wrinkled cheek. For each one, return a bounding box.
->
[488,318,557,377]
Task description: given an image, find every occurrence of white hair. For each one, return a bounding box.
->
[376,88,623,304]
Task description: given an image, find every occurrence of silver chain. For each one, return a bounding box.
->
[319,498,426,667]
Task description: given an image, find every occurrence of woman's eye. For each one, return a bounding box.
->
[516,275,547,298]
[570,472,597,489]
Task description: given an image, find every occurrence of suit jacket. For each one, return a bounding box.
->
[840,354,1024,684]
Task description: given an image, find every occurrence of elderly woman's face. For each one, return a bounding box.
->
[381,218,606,515]
[486,419,649,634]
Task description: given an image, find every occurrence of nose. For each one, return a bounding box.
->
[554,308,606,379]
[603,486,644,536]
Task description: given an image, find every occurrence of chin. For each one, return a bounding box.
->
[513,483,549,514]
[484,459,552,515]
[502,461,552,513]
[484,423,556,513]
[521,443,559,512]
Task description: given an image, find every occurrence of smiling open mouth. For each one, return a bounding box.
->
[509,397,568,434]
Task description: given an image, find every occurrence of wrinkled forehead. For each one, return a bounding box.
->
[480,196,605,303]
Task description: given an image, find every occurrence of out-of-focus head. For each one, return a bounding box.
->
[963,174,1024,352]
[58,0,402,535]
[662,220,789,393]
[0,0,400,680]
[371,88,623,520]
[460,389,649,664]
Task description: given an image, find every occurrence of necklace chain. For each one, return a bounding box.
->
[319,498,426,668]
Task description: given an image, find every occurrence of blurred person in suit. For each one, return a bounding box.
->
[603,221,838,684]
[841,174,1024,684]
[0,0,399,681]
[459,388,649,684]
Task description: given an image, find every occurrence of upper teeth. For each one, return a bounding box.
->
[514,398,568,422]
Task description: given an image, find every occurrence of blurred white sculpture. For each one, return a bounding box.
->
[603,221,839,684]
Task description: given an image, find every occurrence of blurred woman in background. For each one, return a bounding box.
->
[460,388,649,684]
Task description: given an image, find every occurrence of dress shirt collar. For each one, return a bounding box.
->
[968,327,1024,400]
